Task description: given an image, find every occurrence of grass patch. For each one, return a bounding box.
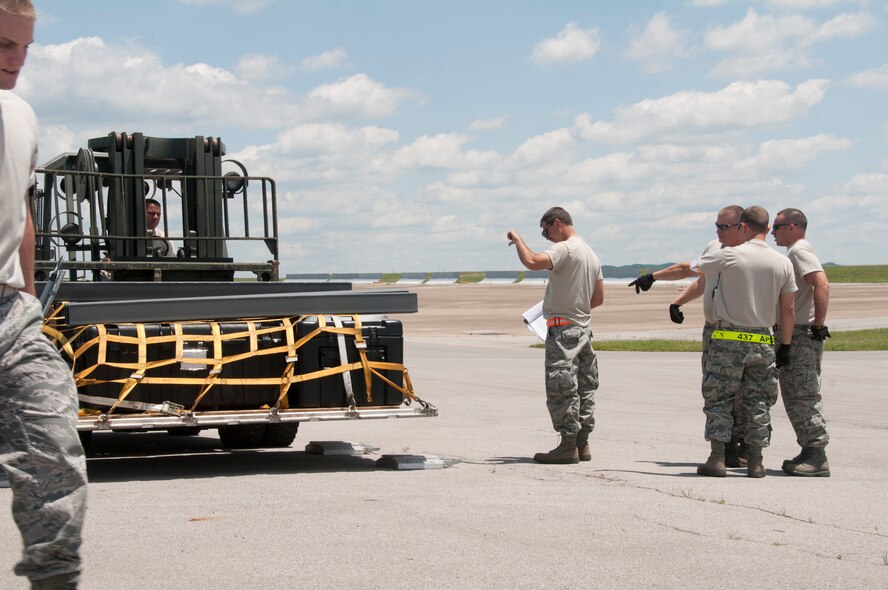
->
[824,265,888,283]
[593,339,703,352]
[457,272,485,284]
[531,328,888,351]
[823,328,888,351]
[379,273,400,283]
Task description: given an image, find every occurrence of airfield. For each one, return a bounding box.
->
[1,282,886,589]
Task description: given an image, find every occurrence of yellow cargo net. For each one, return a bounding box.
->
[42,308,423,415]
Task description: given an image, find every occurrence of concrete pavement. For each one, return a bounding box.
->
[2,335,885,589]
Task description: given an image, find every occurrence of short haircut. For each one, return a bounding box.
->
[719,205,744,219]
[0,0,36,18]
[741,206,769,233]
[540,206,573,227]
[777,208,808,230]
[146,198,161,209]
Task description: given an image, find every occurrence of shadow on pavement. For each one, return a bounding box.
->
[84,432,387,482]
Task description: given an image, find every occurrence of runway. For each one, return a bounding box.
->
[1,283,886,589]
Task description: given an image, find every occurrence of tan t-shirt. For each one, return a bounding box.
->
[0,91,39,290]
[696,239,796,328]
[700,239,721,323]
[785,239,824,324]
[543,235,603,328]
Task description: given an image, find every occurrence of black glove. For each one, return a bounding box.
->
[809,325,831,341]
[669,303,684,324]
[629,273,655,294]
[776,344,791,369]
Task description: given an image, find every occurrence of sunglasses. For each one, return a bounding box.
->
[715,223,741,231]
[541,222,555,239]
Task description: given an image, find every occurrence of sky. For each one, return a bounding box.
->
[16,0,888,274]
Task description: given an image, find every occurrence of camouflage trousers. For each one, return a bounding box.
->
[702,324,748,441]
[775,325,829,448]
[0,291,88,581]
[702,328,777,447]
[545,324,599,437]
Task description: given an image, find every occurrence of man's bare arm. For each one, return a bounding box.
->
[19,193,36,296]
[778,291,795,345]
[805,270,830,326]
[590,279,605,310]
[672,276,705,306]
[506,231,552,271]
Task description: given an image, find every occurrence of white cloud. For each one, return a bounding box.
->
[531,22,601,66]
[24,38,299,128]
[300,48,349,72]
[625,12,689,73]
[847,63,888,88]
[175,0,275,15]
[235,53,294,81]
[305,74,412,119]
[23,40,413,132]
[735,135,852,173]
[506,128,577,168]
[574,79,829,144]
[390,133,499,170]
[763,0,867,9]
[276,123,399,156]
[469,115,509,131]
[706,9,879,78]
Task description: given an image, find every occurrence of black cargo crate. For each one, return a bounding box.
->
[295,315,404,408]
[74,321,288,412]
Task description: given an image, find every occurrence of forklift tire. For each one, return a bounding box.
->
[262,423,299,447]
[218,424,267,449]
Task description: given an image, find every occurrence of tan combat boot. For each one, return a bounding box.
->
[534,434,579,464]
[781,447,808,473]
[746,445,765,478]
[696,441,726,477]
[725,439,744,468]
[577,431,592,462]
[785,447,830,477]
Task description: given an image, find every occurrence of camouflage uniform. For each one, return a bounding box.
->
[0,291,88,582]
[545,324,598,437]
[702,323,748,442]
[776,324,829,447]
[702,327,777,446]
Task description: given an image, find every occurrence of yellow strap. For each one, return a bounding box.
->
[711,330,774,345]
[190,322,224,411]
[49,315,422,412]
[351,314,374,403]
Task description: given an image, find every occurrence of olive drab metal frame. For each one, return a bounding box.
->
[30,131,279,282]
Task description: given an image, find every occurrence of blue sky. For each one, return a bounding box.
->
[18,0,888,273]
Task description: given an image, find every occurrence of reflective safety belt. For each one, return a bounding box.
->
[711,330,774,345]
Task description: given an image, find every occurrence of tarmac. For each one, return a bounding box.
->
[1,284,887,589]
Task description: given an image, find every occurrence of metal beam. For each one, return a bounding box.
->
[78,405,437,431]
[61,289,417,325]
[39,281,350,302]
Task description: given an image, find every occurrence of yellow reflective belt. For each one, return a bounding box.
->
[711,330,774,345]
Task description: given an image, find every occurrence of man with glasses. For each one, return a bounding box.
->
[507,207,604,464]
[629,205,752,467]
[630,207,796,478]
[771,208,831,477]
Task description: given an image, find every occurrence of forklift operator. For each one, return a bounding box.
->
[145,198,174,257]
